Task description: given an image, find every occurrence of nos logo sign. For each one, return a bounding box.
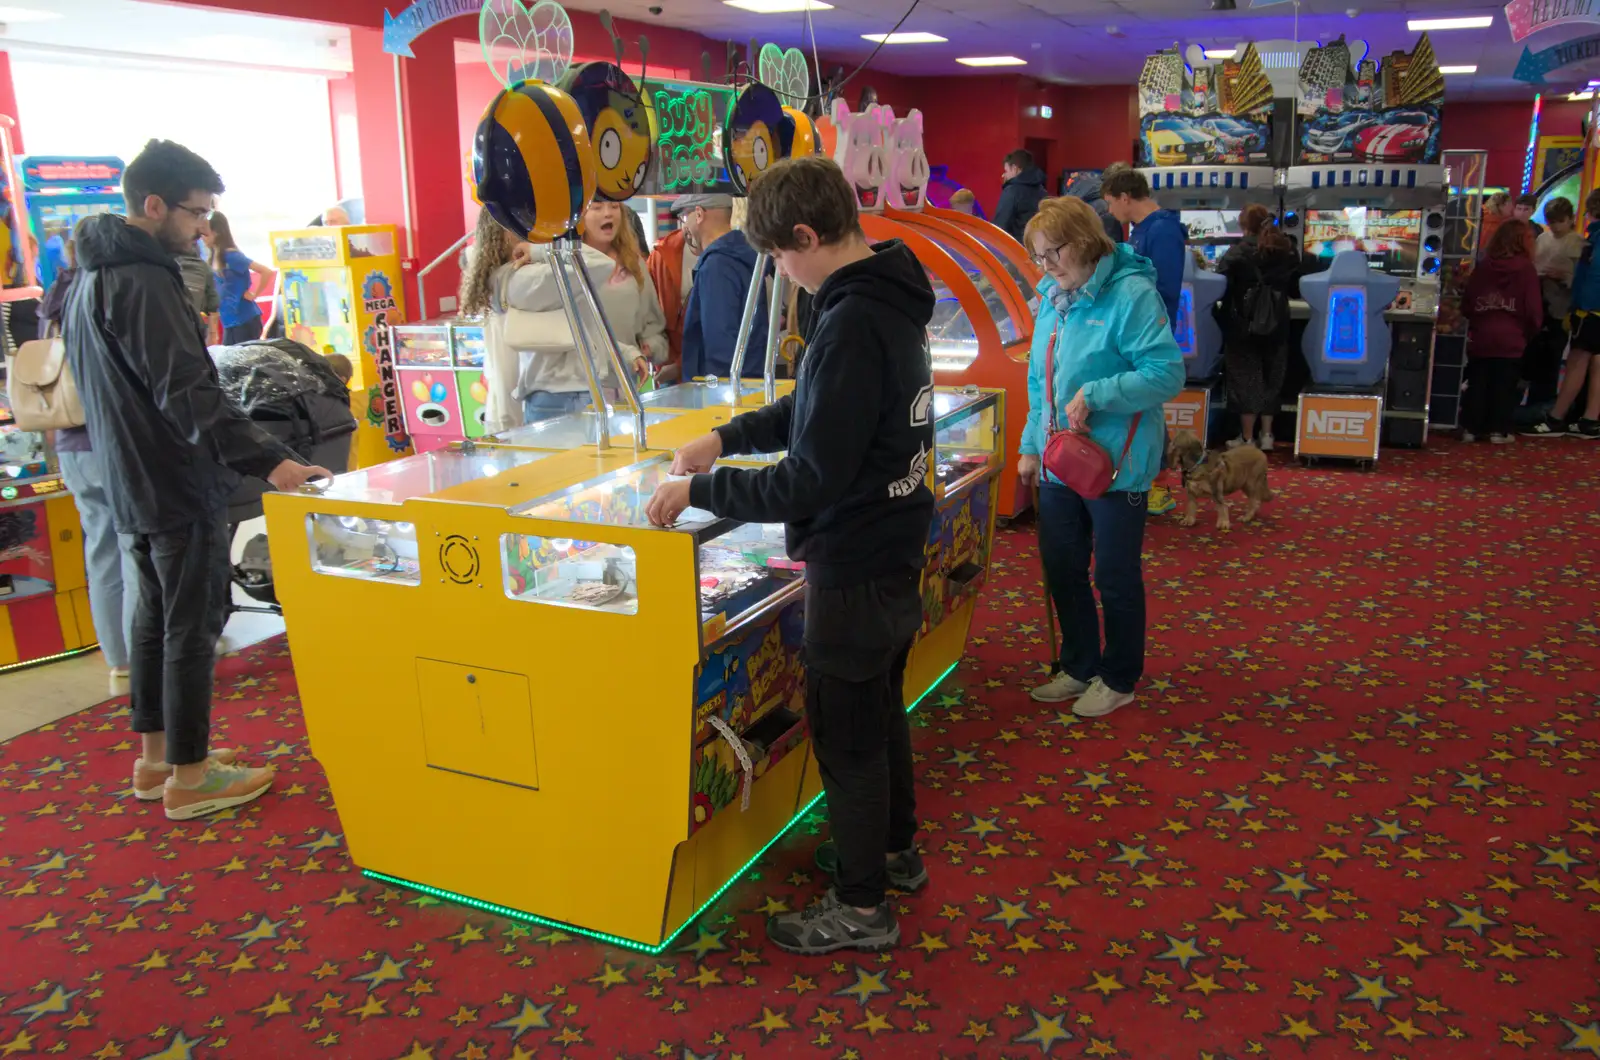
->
[1304,409,1374,438]
[1298,395,1381,458]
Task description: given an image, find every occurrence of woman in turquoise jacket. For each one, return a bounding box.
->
[1018,196,1185,719]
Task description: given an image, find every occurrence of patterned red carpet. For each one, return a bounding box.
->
[2,439,1599,1060]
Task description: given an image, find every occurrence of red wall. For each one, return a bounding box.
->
[1441,97,1587,191]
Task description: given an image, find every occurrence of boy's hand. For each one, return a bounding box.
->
[670,431,723,475]
[1018,453,1041,487]
[646,479,693,526]
[267,461,332,491]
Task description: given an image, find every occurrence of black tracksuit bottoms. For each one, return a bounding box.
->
[802,567,923,909]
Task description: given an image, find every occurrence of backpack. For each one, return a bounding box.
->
[6,337,84,431]
[1232,254,1289,339]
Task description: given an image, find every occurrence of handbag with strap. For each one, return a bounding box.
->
[1041,324,1141,499]
[6,336,85,431]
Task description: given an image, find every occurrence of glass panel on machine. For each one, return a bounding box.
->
[923,238,1021,345]
[513,456,718,530]
[697,521,799,623]
[317,448,554,504]
[306,514,421,584]
[933,391,999,493]
[501,535,640,614]
[393,324,452,366]
[640,381,746,409]
[928,273,980,373]
[491,408,679,450]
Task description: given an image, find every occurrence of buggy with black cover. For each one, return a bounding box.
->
[214,338,356,611]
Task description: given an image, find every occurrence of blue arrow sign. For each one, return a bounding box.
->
[1515,33,1600,85]
[383,0,481,57]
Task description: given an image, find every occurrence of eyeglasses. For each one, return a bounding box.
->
[1032,241,1068,268]
[170,203,213,221]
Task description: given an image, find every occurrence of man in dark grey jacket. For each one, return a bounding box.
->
[65,139,328,822]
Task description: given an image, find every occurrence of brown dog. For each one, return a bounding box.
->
[1168,430,1273,531]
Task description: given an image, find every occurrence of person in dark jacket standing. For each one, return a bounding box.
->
[646,156,936,955]
[1463,218,1542,443]
[1217,204,1301,451]
[994,149,1047,244]
[64,139,329,822]
[677,193,768,380]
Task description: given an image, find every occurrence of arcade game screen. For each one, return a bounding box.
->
[1305,208,1421,275]
[1183,211,1242,268]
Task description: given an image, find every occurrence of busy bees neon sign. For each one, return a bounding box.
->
[647,83,732,193]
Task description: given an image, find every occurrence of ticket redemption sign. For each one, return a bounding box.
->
[1295,392,1382,461]
[270,225,412,467]
[1163,387,1212,440]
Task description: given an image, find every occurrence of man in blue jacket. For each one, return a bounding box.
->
[1103,167,1188,515]
[677,194,768,380]
[1103,168,1186,329]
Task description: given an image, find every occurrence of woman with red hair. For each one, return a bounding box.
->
[1462,218,1541,443]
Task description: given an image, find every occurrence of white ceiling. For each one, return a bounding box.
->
[0,0,1581,100]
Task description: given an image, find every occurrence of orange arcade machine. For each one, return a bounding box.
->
[825,101,1041,518]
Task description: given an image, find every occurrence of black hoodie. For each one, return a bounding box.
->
[688,240,936,588]
[64,213,295,535]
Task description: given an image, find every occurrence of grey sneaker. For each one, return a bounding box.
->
[814,842,929,892]
[1072,677,1135,719]
[1030,671,1090,703]
[767,888,900,955]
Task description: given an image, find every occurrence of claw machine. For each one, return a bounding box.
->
[263,388,1003,949]
[270,225,411,468]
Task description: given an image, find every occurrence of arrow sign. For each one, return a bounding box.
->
[1514,32,1600,83]
[1506,0,1600,44]
[383,0,481,57]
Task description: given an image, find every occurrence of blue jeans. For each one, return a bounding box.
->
[58,450,135,670]
[522,389,591,424]
[1037,482,1148,694]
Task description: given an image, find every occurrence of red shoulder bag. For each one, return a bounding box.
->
[1041,325,1141,499]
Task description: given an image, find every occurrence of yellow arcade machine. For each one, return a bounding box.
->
[269,224,411,468]
[266,52,1007,949]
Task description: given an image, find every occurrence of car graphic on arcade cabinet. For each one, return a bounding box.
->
[1302,111,1379,156]
[1147,118,1217,165]
[1199,117,1266,154]
[1352,120,1429,162]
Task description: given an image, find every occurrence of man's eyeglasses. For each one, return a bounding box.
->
[170,203,213,221]
[1032,241,1068,268]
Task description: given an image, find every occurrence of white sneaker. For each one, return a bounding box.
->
[1461,431,1477,443]
[109,668,130,698]
[1072,678,1135,718]
[1225,436,1248,449]
[1030,671,1090,703]
[1490,433,1514,445]
[1258,433,1275,452]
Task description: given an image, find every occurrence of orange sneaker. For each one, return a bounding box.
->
[162,761,274,821]
[132,749,240,801]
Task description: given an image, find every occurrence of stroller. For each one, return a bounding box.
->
[215,339,357,615]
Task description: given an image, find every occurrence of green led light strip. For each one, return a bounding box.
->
[0,644,100,677]
[364,660,959,952]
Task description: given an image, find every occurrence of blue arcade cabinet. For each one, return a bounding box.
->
[1294,249,1401,462]
[19,156,125,288]
[1179,253,1227,382]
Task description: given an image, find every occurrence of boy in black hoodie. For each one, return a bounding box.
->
[646,156,936,954]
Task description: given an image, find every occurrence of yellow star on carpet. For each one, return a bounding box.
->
[12,985,81,1025]
[1561,1020,1600,1056]
[1012,1009,1072,1054]
[1156,935,1205,969]
[134,1031,204,1060]
[835,967,890,1006]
